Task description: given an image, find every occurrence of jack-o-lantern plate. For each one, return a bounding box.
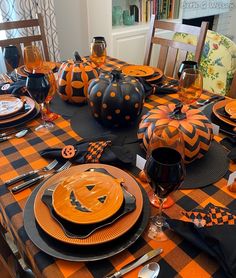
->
[121,65,154,77]
[52,170,124,224]
[34,164,143,245]
[213,99,236,127]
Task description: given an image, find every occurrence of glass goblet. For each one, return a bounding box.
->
[26,73,54,132]
[177,60,198,79]
[90,37,107,68]
[3,45,20,80]
[145,125,186,241]
[24,45,43,73]
[178,68,203,105]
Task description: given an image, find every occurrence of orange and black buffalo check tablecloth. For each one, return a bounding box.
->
[0,57,235,278]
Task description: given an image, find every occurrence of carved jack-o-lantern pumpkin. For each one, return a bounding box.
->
[88,70,145,127]
[57,52,99,104]
[52,171,124,224]
[137,103,213,163]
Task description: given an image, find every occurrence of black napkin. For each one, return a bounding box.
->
[40,135,135,166]
[220,137,236,162]
[0,80,26,96]
[167,203,236,278]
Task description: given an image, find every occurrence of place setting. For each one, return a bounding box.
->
[23,164,150,261]
[0,93,39,130]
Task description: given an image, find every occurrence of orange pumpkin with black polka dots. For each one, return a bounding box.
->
[88,70,145,126]
[57,51,99,104]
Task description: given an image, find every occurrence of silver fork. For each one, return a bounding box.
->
[11,161,72,194]
[5,159,59,187]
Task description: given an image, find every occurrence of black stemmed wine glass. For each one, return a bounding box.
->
[3,45,20,80]
[178,60,198,79]
[145,125,186,241]
[26,73,54,132]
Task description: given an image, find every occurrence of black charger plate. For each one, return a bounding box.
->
[0,106,40,130]
[24,182,150,261]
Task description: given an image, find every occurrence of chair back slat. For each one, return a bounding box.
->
[229,72,236,98]
[157,45,168,71]
[144,15,209,78]
[0,13,49,72]
[165,47,178,77]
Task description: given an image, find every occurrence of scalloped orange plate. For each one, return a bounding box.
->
[52,171,124,224]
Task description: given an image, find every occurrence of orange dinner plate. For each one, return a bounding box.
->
[225,100,236,117]
[122,65,154,77]
[34,164,143,245]
[0,95,24,117]
[52,170,124,224]
[213,99,236,127]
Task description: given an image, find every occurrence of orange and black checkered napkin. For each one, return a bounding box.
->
[167,204,236,278]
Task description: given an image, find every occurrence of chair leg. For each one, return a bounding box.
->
[0,228,34,278]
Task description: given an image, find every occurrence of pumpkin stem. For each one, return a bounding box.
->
[169,102,187,120]
[74,51,82,62]
[111,69,122,81]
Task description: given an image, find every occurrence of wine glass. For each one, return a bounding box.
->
[90,36,107,68]
[144,125,186,241]
[178,68,203,105]
[177,60,198,79]
[26,73,54,132]
[3,45,20,80]
[24,45,43,73]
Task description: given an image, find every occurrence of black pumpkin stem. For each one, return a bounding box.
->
[169,102,187,120]
[111,69,122,81]
[74,51,82,62]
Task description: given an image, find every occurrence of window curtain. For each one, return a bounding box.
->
[0,0,60,61]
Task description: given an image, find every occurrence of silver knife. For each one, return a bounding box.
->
[105,248,163,278]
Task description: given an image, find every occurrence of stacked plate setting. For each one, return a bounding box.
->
[212,99,236,133]
[0,94,40,129]
[24,164,150,261]
[121,65,163,83]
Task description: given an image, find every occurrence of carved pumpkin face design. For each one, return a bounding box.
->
[52,171,124,224]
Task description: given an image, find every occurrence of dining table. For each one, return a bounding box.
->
[0,56,235,278]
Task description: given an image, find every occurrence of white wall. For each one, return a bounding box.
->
[54,0,89,60]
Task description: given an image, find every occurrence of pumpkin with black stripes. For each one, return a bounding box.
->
[137,103,213,163]
[88,70,145,126]
[57,51,99,104]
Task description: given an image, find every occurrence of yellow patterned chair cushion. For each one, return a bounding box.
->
[173,30,236,96]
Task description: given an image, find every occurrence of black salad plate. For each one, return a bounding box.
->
[23,182,150,261]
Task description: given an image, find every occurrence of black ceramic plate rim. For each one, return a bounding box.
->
[0,104,40,130]
[23,182,150,261]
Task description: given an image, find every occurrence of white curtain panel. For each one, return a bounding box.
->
[0,0,60,61]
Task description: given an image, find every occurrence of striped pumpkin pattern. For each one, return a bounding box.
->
[137,104,213,163]
[58,59,99,104]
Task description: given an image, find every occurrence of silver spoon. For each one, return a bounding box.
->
[138,262,160,278]
[0,129,28,143]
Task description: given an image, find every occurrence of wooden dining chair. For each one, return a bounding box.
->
[144,14,209,78]
[0,13,49,72]
[229,72,236,99]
